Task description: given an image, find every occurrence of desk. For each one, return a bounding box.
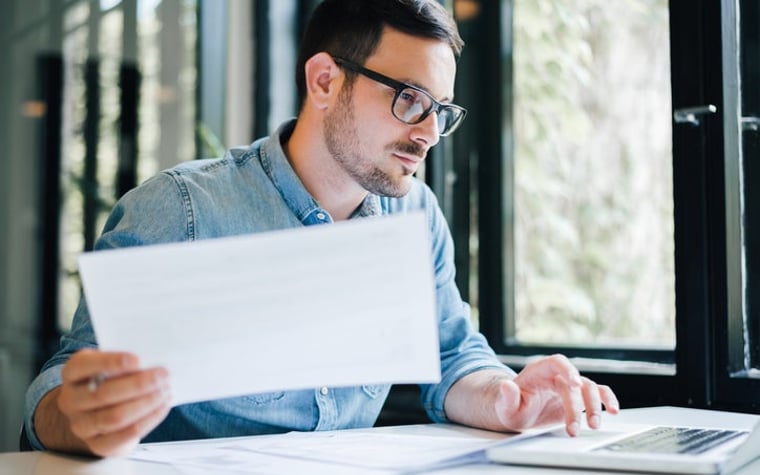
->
[2,407,758,474]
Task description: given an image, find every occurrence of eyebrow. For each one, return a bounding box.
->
[359,60,453,104]
[338,57,455,105]
[397,77,454,104]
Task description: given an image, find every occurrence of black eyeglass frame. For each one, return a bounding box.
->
[332,56,467,136]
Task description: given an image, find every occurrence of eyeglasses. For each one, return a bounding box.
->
[332,57,467,136]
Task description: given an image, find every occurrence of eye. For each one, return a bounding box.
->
[397,89,418,105]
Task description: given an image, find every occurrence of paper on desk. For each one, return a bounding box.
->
[78,212,440,406]
[131,424,542,473]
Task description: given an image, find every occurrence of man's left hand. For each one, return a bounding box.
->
[444,354,619,436]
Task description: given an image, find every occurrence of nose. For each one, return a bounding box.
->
[409,111,440,148]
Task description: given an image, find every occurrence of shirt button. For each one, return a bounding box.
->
[320,386,329,395]
[316,212,326,220]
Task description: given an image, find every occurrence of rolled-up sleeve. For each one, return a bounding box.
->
[418,192,515,423]
[23,298,98,449]
[23,172,189,450]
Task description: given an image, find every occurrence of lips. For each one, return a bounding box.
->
[393,152,422,166]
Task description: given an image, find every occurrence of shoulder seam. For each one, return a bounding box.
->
[162,170,196,241]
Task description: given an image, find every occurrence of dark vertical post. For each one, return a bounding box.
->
[35,54,64,369]
[83,58,100,251]
[117,64,140,198]
[118,0,140,198]
[253,0,271,139]
[469,0,509,346]
[670,0,720,408]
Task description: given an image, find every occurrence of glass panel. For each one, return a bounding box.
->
[511,0,675,347]
[59,0,91,331]
[57,0,198,330]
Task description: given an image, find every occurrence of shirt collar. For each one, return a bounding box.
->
[259,119,382,223]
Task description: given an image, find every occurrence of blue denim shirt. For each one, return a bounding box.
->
[24,120,512,449]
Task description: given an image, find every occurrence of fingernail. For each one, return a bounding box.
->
[569,421,580,436]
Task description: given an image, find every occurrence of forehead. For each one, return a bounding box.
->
[363,27,457,101]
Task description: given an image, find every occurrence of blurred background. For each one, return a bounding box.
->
[2,0,758,453]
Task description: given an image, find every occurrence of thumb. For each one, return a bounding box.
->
[494,379,521,424]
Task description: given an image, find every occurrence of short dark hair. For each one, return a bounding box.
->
[295,0,464,108]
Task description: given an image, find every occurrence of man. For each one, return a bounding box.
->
[25,0,618,457]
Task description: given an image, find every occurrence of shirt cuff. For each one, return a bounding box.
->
[24,365,64,450]
[423,362,516,423]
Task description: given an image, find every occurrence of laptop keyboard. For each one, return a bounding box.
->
[596,426,747,455]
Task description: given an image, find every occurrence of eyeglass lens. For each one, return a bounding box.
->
[393,87,463,135]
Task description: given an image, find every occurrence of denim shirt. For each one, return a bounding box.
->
[24,120,512,449]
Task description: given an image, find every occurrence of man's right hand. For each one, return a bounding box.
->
[34,349,171,457]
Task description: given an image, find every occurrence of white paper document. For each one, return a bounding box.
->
[130,424,541,474]
[78,212,440,406]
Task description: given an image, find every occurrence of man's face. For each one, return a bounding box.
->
[324,28,458,198]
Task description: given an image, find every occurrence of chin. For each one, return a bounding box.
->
[373,181,410,198]
[390,179,413,198]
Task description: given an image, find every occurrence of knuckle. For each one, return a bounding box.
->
[60,361,77,383]
[69,419,88,438]
[122,423,143,440]
[549,353,569,364]
[137,371,160,392]
[90,387,108,405]
[581,376,598,389]
[97,408,124,430]
[64,349,93,375]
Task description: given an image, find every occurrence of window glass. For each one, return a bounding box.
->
[58,0,198,330]
[511,0,674,347]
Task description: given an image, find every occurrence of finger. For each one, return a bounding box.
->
[580,377,602,429]
[555,373,584,437]
[58,367,169,419]
[516,354,582,390]
[62,350,140,384]
[76,367,170,411]
[72,383,171,440]
[599,384,620,414]
[85,398,172,457]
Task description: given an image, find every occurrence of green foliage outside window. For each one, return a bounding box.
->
[512,0,674,346]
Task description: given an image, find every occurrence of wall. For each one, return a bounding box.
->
[0,0,61,452]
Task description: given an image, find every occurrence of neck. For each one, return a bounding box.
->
[284,118,368,221]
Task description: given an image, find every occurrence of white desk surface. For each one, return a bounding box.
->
[2,406,758,475]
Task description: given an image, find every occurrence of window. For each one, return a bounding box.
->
[509,0,674,349]
[453,0,760,411]
[57,0,198,331]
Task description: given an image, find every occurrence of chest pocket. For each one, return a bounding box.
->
[362,384,389,399]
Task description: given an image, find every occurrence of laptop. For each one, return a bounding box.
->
[486,418,760,474]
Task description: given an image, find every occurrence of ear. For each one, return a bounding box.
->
[303,52,343,111]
